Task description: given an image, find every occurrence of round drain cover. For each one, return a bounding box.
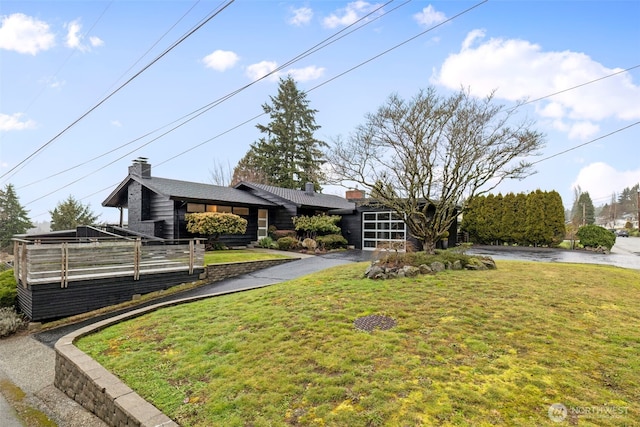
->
[354,314,396,332]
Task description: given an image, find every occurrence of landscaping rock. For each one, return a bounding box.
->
[430,261,445,272]
[365,265,385,279]
[480,257,497,269]
[452,260,463,270]
[401,265,420,278]
[465,258,488,270]
[418,264,432,274]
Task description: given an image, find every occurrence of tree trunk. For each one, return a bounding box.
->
[422,239,436,254]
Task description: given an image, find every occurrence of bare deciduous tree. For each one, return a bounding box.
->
[328,87,545,253]
[209,159,234,187]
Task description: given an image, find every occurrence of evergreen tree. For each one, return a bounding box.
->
[501,193,516,244]
[50,195,99,231]
[485,193,503,244]
[0,184,33,248]
[461,195,483,242]
[525,190,548,246]
[512,192,528,245]
[248,76,327,190]
[545,190,566,246]
[230,151,269,186]
[572,192,595,225]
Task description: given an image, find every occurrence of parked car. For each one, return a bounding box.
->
[616,229,629,237]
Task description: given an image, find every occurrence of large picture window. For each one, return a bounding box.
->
[362,211,406,250]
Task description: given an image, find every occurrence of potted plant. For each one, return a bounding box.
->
[440,231,450,249]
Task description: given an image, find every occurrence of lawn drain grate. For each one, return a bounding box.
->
[354,315,397,332]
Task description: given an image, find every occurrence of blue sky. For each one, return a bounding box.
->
[1,0,639,224]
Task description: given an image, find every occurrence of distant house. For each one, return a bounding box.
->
[102,159,457,250]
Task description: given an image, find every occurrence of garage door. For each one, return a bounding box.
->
[362,211,406,250]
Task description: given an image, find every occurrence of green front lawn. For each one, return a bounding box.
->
[203,249,292,265]
[77,261,640,426]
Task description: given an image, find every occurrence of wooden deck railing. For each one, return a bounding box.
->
[13,238,204,288]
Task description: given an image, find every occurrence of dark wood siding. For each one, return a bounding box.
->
[340,211,362,248]
[18,269,204,322]
[150,193,174,239]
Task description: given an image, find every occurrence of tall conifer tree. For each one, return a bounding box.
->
[248,76,327,190]
[0,184,33,248]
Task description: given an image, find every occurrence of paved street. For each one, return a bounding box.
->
[469,238,640,270]
[611,235,640,256]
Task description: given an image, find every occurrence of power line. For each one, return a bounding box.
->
[531,121,640,165]
[0,0,235,182]
[19,0,406,193]
[155,0,490,167]
[21,1,115,114]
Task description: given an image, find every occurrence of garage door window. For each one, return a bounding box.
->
[362,211,406,250]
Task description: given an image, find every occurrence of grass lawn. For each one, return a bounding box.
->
[76,261,640,426]
[203,249,293,265]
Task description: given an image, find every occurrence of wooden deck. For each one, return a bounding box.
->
[13,238,205,321]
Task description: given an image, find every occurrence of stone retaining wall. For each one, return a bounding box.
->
[54,256,298,426]
[204,258,295,283]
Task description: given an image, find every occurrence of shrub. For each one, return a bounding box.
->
[301,238,317,251]
[577,224,616,250]
[277,236,300,251]
[292,215,341,237]
[186,212,247,240]
[0,307,25,338]
[316,234,348,250]
[272,229,296,240]
[258,237,276,249]
[0,269,17,308]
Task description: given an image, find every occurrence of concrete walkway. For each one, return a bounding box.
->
[0,251,369,426]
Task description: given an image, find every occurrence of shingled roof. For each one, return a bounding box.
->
[103,175,276,207]
[236,182,356,210]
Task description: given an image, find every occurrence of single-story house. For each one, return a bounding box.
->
[102,159,457,250]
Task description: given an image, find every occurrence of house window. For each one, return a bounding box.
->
[232,207,249,216]
[187,203,205,213]
[362,211,406,251]
[206,205,232,213]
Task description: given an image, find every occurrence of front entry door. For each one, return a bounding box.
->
[257,209,269,239]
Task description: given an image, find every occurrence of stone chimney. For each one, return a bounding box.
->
[304,182,315,196]
[346,189,365,200]
[129,157,151,178]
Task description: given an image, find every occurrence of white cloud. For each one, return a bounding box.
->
[0,13,55,55]
[65,19,102,52]
[65,20,83,50]
[246,60,279,81]
[89,36,104,47]
[245,61,325,83]
[286,66,325,82]
[289,7,313,26]
[203,49,239,71]
[572,162,640,201]
[111,120,122,127]
[433,31,640,139]
[0,113,37,131]
[413,5,446,26]
[323,1,382,29]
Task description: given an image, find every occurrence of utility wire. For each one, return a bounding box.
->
[19,0,405,192]
[1,0,235,182]
[21,1,115,114]
[531,121,640,165]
